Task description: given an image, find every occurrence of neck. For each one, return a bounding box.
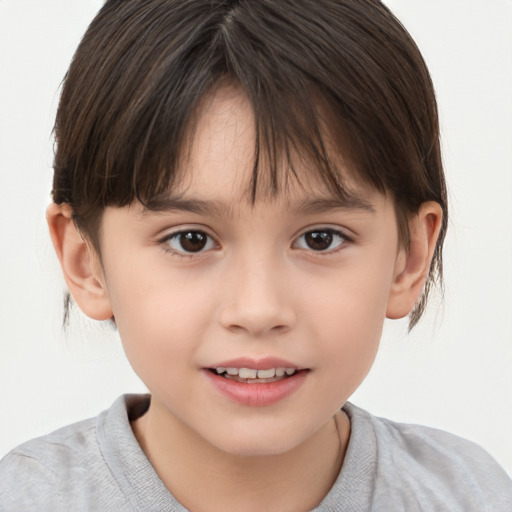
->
[132,399,350,512]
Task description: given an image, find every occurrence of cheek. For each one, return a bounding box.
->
[304,252,396,378]
[105,264,216,375]
[308,260,393,335]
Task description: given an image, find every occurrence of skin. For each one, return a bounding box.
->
[47,84,442,511]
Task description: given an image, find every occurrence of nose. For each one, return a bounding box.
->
[218,252,296,337]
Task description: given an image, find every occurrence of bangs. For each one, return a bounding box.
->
[53,0,404,213]
[134,79,365,209]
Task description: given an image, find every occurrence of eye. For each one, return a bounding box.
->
[165,230,216,254]
[294,228,346,252]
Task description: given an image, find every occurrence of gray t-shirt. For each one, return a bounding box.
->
[1,394,511,511]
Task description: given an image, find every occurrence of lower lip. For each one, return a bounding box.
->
[204,370,308,407]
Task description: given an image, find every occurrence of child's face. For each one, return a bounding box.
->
[94,85,406,456]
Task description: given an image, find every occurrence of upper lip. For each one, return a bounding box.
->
[207,357,304,371]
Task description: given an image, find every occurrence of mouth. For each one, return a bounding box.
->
[208,366,302,384]
[204,360,309,406]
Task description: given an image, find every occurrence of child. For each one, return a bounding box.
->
[1,0,511,510]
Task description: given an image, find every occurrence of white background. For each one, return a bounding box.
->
[1,0,511,477]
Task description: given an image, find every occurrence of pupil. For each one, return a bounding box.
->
[180,232,207,252]
[305,231,332,251]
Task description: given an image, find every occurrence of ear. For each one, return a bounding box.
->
[46,203,113,321]
[386,201,443,319]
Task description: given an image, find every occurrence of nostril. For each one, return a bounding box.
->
[218,298,296,336]
[224,322,291,336]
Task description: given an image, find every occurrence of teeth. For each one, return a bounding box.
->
[214,367,297,378]
[239,368,258,379]
[257,368,276,379]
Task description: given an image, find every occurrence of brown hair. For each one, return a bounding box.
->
[52,0,447,328]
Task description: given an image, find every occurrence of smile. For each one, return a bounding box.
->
[205,364,308,406]
[213,367,297,383]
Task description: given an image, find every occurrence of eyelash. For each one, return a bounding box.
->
[160,230,217,258]
[293,228,350,254]
[159,227,351,258]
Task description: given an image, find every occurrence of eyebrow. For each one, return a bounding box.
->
[294,196,375,215]
[140,193,375,217]
[140,197,231,217]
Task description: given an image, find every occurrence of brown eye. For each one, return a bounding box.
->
[295,229,346,252]
[305,231,332,251]
[167,230,214,253]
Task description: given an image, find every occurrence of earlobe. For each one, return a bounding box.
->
[46,203,113,321]
[386,201,443,320]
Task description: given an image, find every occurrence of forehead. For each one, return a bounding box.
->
[169,83,375,209]
[177,85,253,200]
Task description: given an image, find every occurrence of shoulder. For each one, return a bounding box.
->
[0,397,135,512]
[0,417,95,510]
[343,403,512,511]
